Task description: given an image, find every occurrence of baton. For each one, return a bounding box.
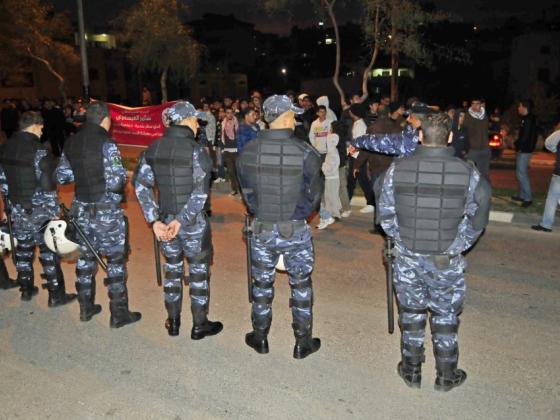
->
[152,230,162,287]
[244,214,253,303]
[384,236,395,334]
[4,198,17,266]
[60,204,107,271]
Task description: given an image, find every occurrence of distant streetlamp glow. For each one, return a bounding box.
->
[281,67,287,75]
[325,38,333,45]
[318,21,324,26]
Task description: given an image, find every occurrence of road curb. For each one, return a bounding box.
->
[349,196,552,226]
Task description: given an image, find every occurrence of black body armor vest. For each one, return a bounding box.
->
[145,125,195,215]
[64,124,108,203]
[242,129,305,222]
[1,132,44,208]
[393,146,471,254]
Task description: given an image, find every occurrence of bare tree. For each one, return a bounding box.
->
[116,0,201,103]
[363,0,468,101]
[0,0,79,101]
[265,0,346,105]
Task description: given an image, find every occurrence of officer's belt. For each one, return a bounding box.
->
[76,202,120,216]
[253,220,306,238]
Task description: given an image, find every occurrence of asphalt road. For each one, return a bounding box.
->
[0,189,558,419]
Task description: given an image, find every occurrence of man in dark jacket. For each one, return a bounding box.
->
[463,98,490,178]
[512,99,538,207]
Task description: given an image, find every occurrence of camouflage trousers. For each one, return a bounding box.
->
[12,206,61,292]
[73,204,128,303]
[393,246,466,367]
[160,213,212,321]
[250,222,315,337]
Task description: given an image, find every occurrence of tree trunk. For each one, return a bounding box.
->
[323,1,345,106]
[390,19,399,101]
[361,3,380,101]
[160,68,168,103]
[27,47,67,103]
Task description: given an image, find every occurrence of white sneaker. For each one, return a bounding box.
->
[316,217,335,230]
[341,210,352,218]
[359,205,374,214]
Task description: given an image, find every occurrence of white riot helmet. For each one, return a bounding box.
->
[43,220,80,259]
[275,254,287,272]
[0,230,17,252]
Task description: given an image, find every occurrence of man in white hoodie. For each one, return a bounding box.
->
[309,106,332,156]
[316,96,337,122]
[317,123,342,229]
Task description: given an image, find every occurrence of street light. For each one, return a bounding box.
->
[77,0,90,100]
[281,67,287,75]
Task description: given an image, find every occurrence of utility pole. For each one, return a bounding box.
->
[77,0,90,100]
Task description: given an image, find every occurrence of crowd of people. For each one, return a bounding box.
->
[1,97,88,157]
[189,90,552,232]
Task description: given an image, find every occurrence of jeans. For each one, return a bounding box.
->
[467,148,491,180]
[319,206,332,221]
[223,151,239,192]
[347,156,374,205]
[516,152,532,201]
[540,174,560,229]
[338,165,351,212]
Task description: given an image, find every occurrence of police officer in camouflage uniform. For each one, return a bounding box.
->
[0,111,76,305]
[56,102,141,328]
[133,101,222,339]
[362,110,491,391]
[237,95,323,359]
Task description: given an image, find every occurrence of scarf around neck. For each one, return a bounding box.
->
[222,117,239,142]
[468,106,486,120]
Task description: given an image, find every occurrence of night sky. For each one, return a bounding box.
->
[52,0,559,35]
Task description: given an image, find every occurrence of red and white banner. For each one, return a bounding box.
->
[108,102,176,147]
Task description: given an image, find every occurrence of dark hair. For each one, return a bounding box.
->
[86,101,110,124]
[519,99,534,113]
[421,112,451,147]
[19,111,44,130]
[242,107,255,117]
[317,105,327,112]
[331,120,345,136]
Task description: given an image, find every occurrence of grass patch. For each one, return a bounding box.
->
[491,187,547,214]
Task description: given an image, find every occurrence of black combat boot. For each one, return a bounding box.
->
[292,323,321,359]
[245,329,269,354]
[19,273,38,301]
[397,360,422,388]
[0,259,18,290]
[76,279,102,321]
[165,317,181,336]
[44,267,77,307]
[432,320,465,391]
[164,300,182,337]
[245,312,270,354]
[107,278,141,328]
[190,304,223,340]
[397,343,425,388]
[434,357,467,392]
